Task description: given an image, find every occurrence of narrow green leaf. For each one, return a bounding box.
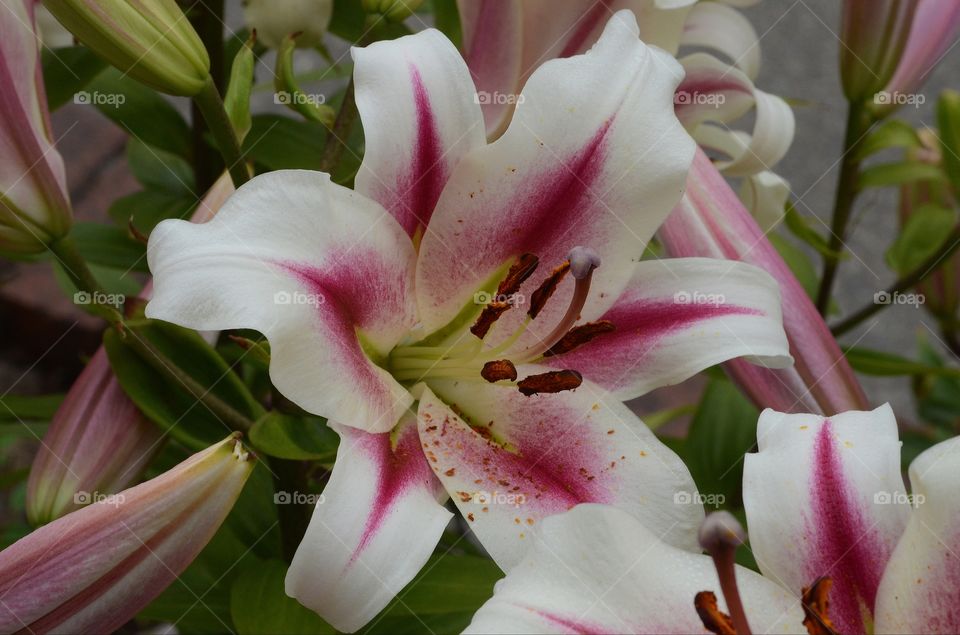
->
[249,412,339,461]
[859,161,945,189]
[844,346,960,377]
[0,394,64,423]
[885,204,957,273]
[108,190,197,233]
[938,90,960,192]
[71,221,148,272]
[126,138,195,195]
[855,119,921,160]
[225,35,256,143]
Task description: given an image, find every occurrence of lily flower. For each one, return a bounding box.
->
[469,404,957,635]
[0,0,73,256]
[146,12,791,631]
[0,435,254,634]
[660,148,869,415]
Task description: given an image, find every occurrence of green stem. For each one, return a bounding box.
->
[189,0,225,193]
[831,223,960,336]
[48,235,123,323]
[815,104,873,315]
[318,77,357,174]
[193,75,249,188]
[270,457,312,563]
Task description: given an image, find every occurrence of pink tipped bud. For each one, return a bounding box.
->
[882,1,960,105]
[840,0,918,103]
[659,149,869,415]
[1,435,254,634]
[26,348,164,525]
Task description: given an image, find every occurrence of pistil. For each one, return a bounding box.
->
[698,512,752,635]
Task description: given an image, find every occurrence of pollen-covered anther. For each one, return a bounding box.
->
[471,301,511,339]
[528,260,571,320]
[544,320,615,357]
[497,252,539,297]
[481,359,518,383]
[516,369,582,396]
[694,591,736,635]
[800,577,838,635]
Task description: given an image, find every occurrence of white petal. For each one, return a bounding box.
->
[286,415,452,632]
[743,404,910,634]
[738,171,790,233]
[416,380,702,572]
[680,1,761,80]
[353,29,486,237]
[146,170,417,432]
[874,436,960,634]
[465,504,805,634]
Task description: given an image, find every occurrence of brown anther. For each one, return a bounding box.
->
[497,253,539,298]
[517,369,582,396]
[471,301,511,338]
[528,260,571,319]
[481,359,518,383]
[543,320,615,357]
[695,591,737,635]
[801,577,838,635]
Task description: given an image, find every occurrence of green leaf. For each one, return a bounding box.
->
[684,379,760,509]
[225,35,255,144]
[103,321,262,449]
[126,138,195,194]
[855,119,921,160]
[431,0,462,47]
[244,115,326,171]
[42,46,107,111]
[886,204,957,273]
[844,346,960,377]
[769,233,820,300]
[249,412,339,461]
[86,67,192,158]
[231,559,335,635]
[859,161,945,189]
[915,337,960,433]
[71,221,148,272]
[783,205,840,258]
[0,394,64,423]
[938,90,960,192]
[108,189,197,233]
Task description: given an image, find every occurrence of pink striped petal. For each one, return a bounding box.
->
[0,435,253,634]
[884,0,960,99]
[743,405,910,635]
[416,10,695,344]
[417,380,702,571]
[874,436,960,634]
[465,505,805,635]
[542,257,790,401]
[146,170,418,432]
[286,414,451,632]
[353,28,486,239]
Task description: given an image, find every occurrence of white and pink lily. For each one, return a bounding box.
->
[469,404,960,634]
[146,12,793,631]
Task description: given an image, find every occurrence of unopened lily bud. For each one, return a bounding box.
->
[243,0,333,49]
[362,0,425,24]
[0,435,254,634]
[840,0,917,103]
[26,349,164,525]
[43,0,210,96]
[0,0,73,256]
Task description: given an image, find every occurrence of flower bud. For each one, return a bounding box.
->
[0,0,73,256]
[0,435,254,634]
[659,149,869,415]
[840,0,917,103]
[243,0,333,49]
[43,0,210,96]
[26,349,164,525]
[362,0,425,24]
[882,1,960,106]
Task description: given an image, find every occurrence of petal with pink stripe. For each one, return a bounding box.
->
[416,380,702,571]
[541,257,791,401]
[146,170,418,432]
[743,405,910,635]
[353,29,486,239]
[286,414,452,633]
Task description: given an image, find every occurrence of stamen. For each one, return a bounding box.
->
[471,301,511,339]
[800,577,838,635]
[694,591,737,635]
[543,320,615,357]
[698,512,752,635]
[528,261,570,320]
[470,254,540,339]
[481,359,518,383]
[516,369,582,396]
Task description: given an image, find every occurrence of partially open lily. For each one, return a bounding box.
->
[146,11,792,631]
[469,404,960,635]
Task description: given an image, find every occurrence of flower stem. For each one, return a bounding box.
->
[189,0,226,193]
[47,235,123,323]
[815,104,874,315]
[194,75,250,188]
[831,223,960,336]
